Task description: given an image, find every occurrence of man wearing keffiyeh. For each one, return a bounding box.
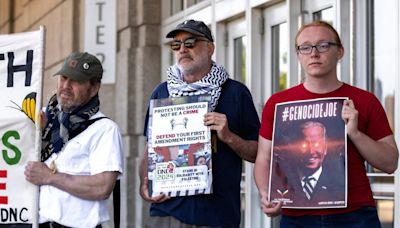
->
[24,52,124,228]
[140,19,260,228]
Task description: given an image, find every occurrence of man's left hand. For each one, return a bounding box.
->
[204,112,231,142]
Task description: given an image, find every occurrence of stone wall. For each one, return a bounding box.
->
[0,0,162,227]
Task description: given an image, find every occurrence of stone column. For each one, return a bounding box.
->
[116,0,161,227]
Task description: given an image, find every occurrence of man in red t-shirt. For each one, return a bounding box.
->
[254,21,399,227]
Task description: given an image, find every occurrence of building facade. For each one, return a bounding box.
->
[0,0,399,227]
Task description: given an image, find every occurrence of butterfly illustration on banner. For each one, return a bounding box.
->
[8,92,37,124]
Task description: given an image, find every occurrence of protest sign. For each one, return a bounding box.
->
[269,97,347,208]
[147,95,212,197]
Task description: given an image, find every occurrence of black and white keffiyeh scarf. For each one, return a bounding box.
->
[41,94,100,161]
[166,61,228,111]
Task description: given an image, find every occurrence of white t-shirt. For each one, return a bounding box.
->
[38,112,124,228]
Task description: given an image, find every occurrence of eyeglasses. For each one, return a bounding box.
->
[170,37,209,51]
[297,42,339,55]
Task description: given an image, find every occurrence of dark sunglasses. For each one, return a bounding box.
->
[170,37,209,51]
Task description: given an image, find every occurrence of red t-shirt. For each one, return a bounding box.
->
[260,83,393,216]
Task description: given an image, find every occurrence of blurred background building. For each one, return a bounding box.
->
[0,0,399,227]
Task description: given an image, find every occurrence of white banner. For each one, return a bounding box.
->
[0,27,45,226]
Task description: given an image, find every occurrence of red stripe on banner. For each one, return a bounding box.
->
[0,170,6,177]
[0,170,8,204]
[0,196,7,204]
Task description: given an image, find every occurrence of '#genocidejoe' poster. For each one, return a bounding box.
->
[147,95,212,197]
[269,97,347,208]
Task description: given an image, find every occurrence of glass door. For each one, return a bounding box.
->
[262,2,288,227]
[262,2,288,102]
[226,17,249,228]
[365,1,397,227]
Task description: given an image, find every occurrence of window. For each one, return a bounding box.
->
[170,0,184,15]
[234,36,247,84]
[169,0,205,15]
[271,23,288,92]
[187,0,204,8]
[313,7,334,23]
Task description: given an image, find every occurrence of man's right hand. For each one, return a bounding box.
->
[140,177,170,203]
[25,161,53,185]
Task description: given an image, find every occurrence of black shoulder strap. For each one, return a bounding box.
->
[69,117,108,139]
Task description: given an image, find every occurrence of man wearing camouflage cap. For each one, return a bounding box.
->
[140,19,260,228]
[25,52,123,228]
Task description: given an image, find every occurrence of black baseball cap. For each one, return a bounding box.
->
[166,19,214,42]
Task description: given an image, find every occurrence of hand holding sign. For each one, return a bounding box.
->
[204,112,230,142]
